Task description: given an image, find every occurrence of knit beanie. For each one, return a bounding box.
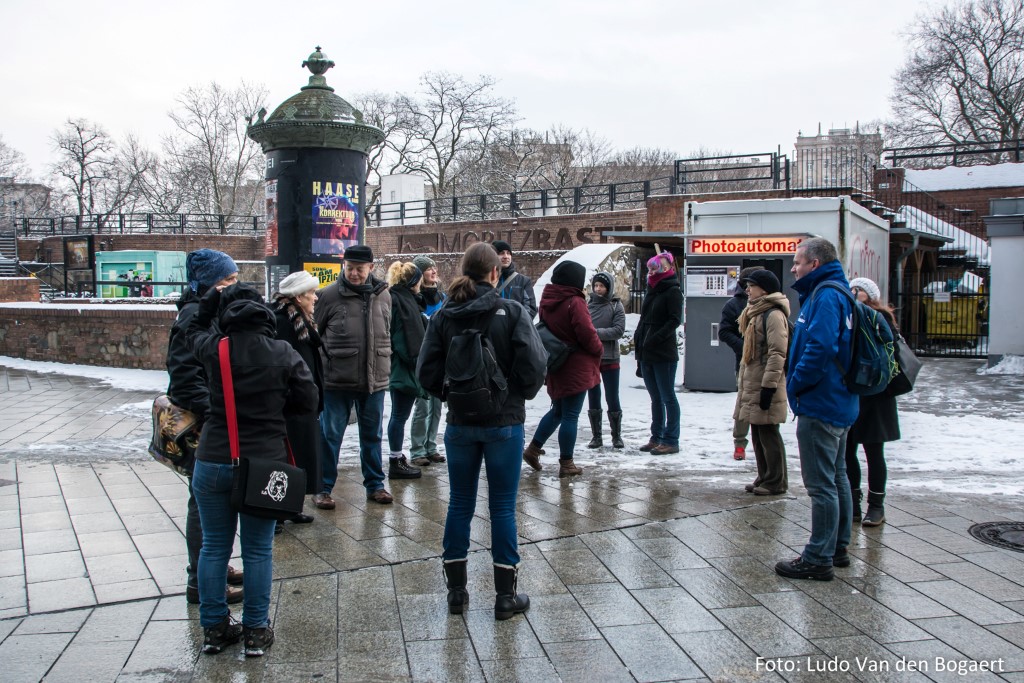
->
[413,255,436,272]
[551,260,586,290]
[186,249,238,293]
[741,269,781,295]
[591,272,613,296]
[491,240,513,255]
[849,277,881,303]
[277,271,319,298]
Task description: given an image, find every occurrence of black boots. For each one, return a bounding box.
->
[587,409,603,449]
[443,560,469,615]
[862,491,886,527]
[852,488,863,523]
[494,564,530,621]
[608,411,624,449]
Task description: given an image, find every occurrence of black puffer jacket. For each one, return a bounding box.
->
[187,287,319,465]
[635,276,683,363]
[166,289,210,421]
[719,290,748,371]
[416,282,546,426]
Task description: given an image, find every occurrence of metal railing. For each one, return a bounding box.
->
[673,152,790,193]
[884,139,1024,167]
[17,213,261,237]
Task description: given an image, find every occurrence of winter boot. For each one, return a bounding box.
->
[862,491,886,527]
[586,409,603,449]
[523,442,544,472]
[558,459,583,477]
[443,559,469,615]
[852,489,863,523]
[608,411,624,449]
[493,564,530,621]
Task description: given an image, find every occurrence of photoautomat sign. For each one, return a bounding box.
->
[688,237,805,255]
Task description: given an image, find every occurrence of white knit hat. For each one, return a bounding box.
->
[278,271,319,298]
[849,277,881,303]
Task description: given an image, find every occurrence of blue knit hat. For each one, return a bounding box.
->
[186,249,238,293]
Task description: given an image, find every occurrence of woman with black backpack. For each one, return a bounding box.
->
[416,242,546,621]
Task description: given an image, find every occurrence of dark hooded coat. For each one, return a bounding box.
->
[539,283,603,399]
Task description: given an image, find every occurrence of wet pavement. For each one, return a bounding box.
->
[1,364,1023,681]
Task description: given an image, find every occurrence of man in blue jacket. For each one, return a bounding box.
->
[776,237,857,582]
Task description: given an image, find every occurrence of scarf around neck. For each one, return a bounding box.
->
[738,292,789,366]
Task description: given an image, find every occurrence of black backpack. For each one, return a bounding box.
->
[535,321,572,372]
[442,301,509,423]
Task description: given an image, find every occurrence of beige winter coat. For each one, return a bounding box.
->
[733,292,790,425]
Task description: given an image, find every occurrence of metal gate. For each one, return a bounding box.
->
[897,271,990,359]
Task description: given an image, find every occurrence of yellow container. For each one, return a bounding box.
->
[924,295,979,340]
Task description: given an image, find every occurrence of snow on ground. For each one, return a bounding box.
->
[978,355,1024,375]
[905,162,1024,191]
[0,356,167,392]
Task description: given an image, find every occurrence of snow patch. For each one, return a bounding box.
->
[978,355,1024,376]
[905,163,1024,191]
[0,356,167,392]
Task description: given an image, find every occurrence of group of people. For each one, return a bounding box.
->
[719,238,901,583]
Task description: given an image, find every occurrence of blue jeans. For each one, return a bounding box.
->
[531,391,587,460]
[191,459,276,628]
[410,395,442,458]
[443,424,524,566]
[387,390,417,454]
[320,389,386,495]
[587,367,622,412]
[797,416,852,566]
[641,361,680,447]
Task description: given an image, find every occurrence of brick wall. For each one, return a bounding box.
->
[0,278,40,302]
[18,235,266,263]
[0,304,176,369]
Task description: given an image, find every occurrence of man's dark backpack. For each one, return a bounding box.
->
[442,302,509,423]
[813,281,898,396]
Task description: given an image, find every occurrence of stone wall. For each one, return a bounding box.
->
[18,235,266,263]
[0,304,176,369]
[0,278,40,302]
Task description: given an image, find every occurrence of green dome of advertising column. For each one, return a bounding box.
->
[247,47,384,293]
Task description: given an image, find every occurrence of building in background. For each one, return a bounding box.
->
[792,123,883,189]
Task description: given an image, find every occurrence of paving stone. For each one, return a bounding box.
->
[75,600,156,642]
[406,637,486,682]
[399,591,469,642]
[0,632,74,683]
[263,660,339,682]
[908,579,1024,625]
[931,560,1024,602]
[0,548,23,577]
[0,574,27,611]
[755,590,861,639]
[632,536,711,570]
[24,550,87,584]
[271,574,339,662]
[93,578,161,603]
[812,634,932,683]
[707,555,798,595]
[545,638,636,683]
[712,606,818,658]
[524,594,601,643]
[887,638,1006,683]
[843,575,956,621]
[669,566,758,610]
[27,576,95,612]
[479,656,561,683]
[632,586,724,633]
[44,639,135,683]
[568,582,654,628]
[337,566,400,633]
[12,608,90,636]
[672,629,786,683]
[603,622,704,681]
[913,615,1024,672]
[464,607,546,660]
[20,509,72,533]
[594,551,678,590]
[150,595,193,621]
[130,530,186,560]
[22,528,78,556]
[119,618,202,676]
[76,529,137,558]
[818,591,932,644]
[663,517,747,558]
[987,621,1024,650]
[337,630,410,682]
[83,551,152,585]
[540,548,618,585]
[0,527,23,551]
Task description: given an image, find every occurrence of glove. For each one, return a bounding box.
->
[635,364,643,378]
[197,286,222,323]
[759,387,776,411]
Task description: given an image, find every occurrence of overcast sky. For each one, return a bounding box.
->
[1,0,935,179]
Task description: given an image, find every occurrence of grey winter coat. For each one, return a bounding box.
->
[587,286,625,365]
[314,274,392,393]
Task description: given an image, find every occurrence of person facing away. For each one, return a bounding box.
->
[313,244,395,508]
[775,237,858,583]
[522,260,604,477]
[416,241,547,621]
[271,271,325,531]
[165,248,243,608]
[634,251,683,455]
[384,261,427,481]
[185,284,318,657]
[410,254,447,467]
[492,239,538,318]
[733,269,791,497]
[585,271,627,450]
[845,276,901,528]
[719,266,761,461]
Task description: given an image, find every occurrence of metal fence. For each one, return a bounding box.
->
[673,152,790,193]
[898,290,989,359]
[16,213,261,237]
[884,138,1024,168]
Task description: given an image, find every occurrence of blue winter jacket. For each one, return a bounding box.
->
[786,260,859,427]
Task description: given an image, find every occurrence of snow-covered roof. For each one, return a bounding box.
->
[904,163,1024,191]
[896,205,990,265]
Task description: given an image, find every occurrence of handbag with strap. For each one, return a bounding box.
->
[148,395,199,475]
[218,337,306,520]
[886,334,922,397]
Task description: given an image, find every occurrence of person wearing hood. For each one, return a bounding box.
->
[385,261,427,480]
[492,240,538,318]
[585,272,626,449]
[416,242,546,621]
[271,271,325,532]
[165,249,243,608]
[314,245,397,506]
[734,270,791,496]
[186,284,318,657]
[522,260,604,476]
[720,266,761,461]
[410,254,447,467]
[634,251,683,455]
[775,237,857,583]
[845,277,901,527]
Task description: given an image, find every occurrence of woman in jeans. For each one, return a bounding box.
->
[385,261,426,480]
[523,260,604,477]
[586,271,626,449]
[187,284,318,656]
[635,251,683,454]
[416,242,546,620]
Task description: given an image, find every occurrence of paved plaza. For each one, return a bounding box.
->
[1,362,1023,681]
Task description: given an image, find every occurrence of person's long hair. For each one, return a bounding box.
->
[448,242,500,303]
[386,261,417,288]
[863,297,899,332]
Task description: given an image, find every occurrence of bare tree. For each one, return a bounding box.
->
[889,0,1024,159]
[50,118,140,217]
[355,91,418,207]
[0,135,54,220]
[164,81,268,215]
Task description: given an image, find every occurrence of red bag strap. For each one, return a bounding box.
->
[218,337,240,463]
